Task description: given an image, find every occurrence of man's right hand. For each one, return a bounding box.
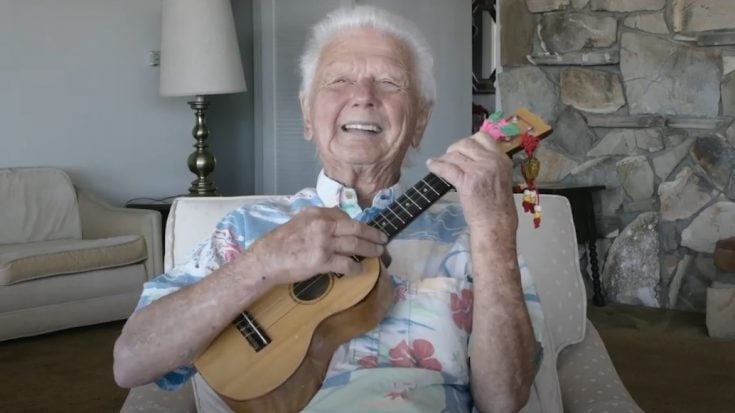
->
[240,207,388,286]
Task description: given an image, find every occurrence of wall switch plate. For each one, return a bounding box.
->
[148,51,160,67]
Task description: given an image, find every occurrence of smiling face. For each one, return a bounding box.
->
[301,27,431,186]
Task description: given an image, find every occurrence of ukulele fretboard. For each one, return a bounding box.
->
[366,172,453,240]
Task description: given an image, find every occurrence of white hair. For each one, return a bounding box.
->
[299,5,436,105]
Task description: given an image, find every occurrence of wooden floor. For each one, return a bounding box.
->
[0,306,734,412]
[588,305,735,413]
[0,321,128,413]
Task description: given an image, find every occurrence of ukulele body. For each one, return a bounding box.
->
[194,257,393,413]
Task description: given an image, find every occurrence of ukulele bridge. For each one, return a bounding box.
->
[234,310,271,352]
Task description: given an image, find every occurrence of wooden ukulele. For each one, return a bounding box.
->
[194,108,552,413]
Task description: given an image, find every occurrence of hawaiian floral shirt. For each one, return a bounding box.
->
[135,170,545,412]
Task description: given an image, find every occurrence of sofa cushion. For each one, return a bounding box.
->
[0,167,82,244]
[0,235,147,285]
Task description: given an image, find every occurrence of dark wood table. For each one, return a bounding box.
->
[515,185,607,306]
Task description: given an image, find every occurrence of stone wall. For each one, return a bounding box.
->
[498,0,735,311]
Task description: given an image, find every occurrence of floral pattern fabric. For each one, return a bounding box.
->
[135,170,544,412]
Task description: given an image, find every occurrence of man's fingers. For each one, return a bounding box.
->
[326,255,364,276]
[426,157,463,187]
[333,218,388,244]
[333,235,385,258]
[470,130,504,152]
[447,133,507,161]
[446,137,485,160]
[381,249,392,268]
[442,151,472,165]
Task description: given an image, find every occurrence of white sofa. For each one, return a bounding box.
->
[0,167,162,341]
[121,194,642,412]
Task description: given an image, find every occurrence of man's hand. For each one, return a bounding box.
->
[244,207,388,286]
[426,131,517,232]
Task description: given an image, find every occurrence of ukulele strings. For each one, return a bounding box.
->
[240,173,449,338]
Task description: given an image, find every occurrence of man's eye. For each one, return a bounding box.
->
[378,79,401,89]
[330,78,350,85]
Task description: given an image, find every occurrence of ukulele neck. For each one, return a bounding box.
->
[365,172,453,241]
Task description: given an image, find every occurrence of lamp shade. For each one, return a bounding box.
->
[160,0,247,96]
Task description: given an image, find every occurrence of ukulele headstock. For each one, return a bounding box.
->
[484,108,553,156]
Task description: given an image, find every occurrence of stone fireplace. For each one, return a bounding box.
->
[498,0,735,311]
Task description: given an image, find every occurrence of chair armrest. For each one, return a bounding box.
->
[557,320,643,413]
[76,188,162,279]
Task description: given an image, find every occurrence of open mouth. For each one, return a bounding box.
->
[341,123,383,134]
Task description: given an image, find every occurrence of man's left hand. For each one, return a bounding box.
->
[426,131,517,231]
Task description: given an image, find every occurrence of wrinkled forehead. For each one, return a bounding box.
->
[316,27,415,75]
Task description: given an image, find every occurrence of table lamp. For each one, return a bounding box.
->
[160,0,246,196]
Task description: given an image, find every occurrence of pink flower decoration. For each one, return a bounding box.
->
[412,339,442,371]
[394,284,407,303]
[479,118,509,140]
[388,340,414,368]
[450,288,473,333]
[357,355,377,368]
[213,228,241,262]
[384,382,415,400]
[386,389,408,400]
[388,339,442,371]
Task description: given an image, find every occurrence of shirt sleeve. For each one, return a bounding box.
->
[133,213,247,391]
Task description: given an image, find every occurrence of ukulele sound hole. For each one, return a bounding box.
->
[291,274,333,302]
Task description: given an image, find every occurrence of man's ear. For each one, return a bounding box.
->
[299,93,313,141]
[411,101,433,148]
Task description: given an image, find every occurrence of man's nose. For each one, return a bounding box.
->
[350,79,377,108]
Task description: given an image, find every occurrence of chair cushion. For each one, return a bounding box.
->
[514,195,587,353]
[557,321,643,412]
[0,167,82,244]
[165,195,280,271]
[0,235,147,285]
[521,317,563,412]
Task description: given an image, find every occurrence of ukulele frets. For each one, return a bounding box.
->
[234,310,271,352]
[366,173,453,241]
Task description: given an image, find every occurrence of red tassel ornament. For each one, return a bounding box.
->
[520,131,542,228]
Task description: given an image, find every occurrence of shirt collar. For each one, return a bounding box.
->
[316,170,402,218]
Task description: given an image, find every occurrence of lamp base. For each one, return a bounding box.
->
[188,176,218,196]
[187,96,219,197]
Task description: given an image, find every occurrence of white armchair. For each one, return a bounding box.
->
[121,194,642,412]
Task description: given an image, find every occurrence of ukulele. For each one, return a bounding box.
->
[194,108,552,413]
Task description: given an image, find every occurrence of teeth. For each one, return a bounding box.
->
[342,123,382,133]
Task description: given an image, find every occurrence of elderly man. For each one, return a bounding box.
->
[114,5,543,413]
